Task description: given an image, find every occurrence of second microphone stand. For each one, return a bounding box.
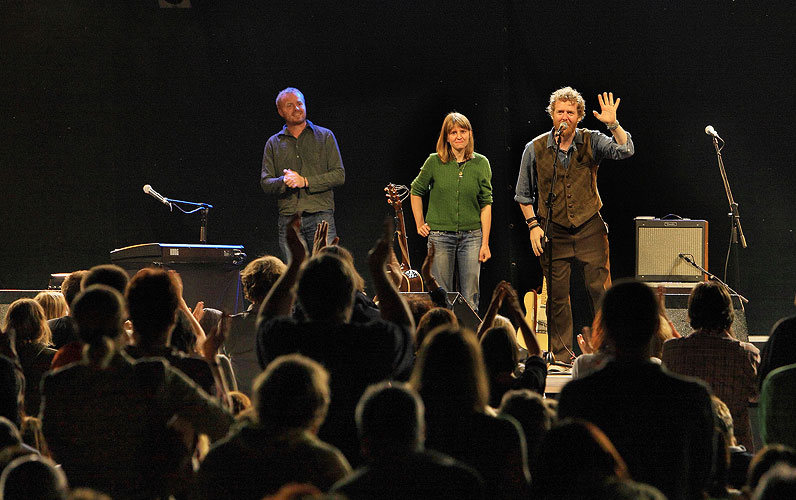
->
[710,134,747,288]
[166,197,214,244]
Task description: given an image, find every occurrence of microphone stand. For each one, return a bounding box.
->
[679,253,748,306]
[542,126,567,364]
[710,135,747,288]
[164,197,214,244]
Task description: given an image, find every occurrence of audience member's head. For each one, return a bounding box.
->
[591,308,676,359]
[410,325,488,414]
[240,255,286,304]
[296,254,355,322]
[404,294,434,329]
[533,419,629,495]
[491,314,514,331]
[71,285,126,367]
[759,316,796,389]
[60,270,88,309]
[688,280,734,332]
[747,444,796,492]
[81,264,130,295]
[599,279,659,357]
[33,292,68,320]
[3,299,52,346]
[126,268,180,342]
[0,454,68,500]
[499,389,553,467]
[356,381,424,460]
[752,463,796,500]
[480,325,520,377]
[415,307,457,350]
[319,245,365,293]
[253,354,330,433]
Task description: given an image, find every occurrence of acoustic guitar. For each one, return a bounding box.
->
[517,277,549,353]
[385,183,424,292]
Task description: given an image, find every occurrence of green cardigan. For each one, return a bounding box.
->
[410,152,493,232]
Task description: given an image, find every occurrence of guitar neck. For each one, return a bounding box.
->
[391,194,412,270]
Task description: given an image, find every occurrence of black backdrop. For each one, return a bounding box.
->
[2,1,794,335]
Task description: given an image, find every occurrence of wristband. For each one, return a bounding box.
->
[528,222,541,231]
[525,216,538,225]
[606,121,620,131]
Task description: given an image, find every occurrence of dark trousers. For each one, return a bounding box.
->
[539,213,611,362]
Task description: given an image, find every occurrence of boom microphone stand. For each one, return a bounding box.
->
[678,252,748,306]
[706,126,747,289]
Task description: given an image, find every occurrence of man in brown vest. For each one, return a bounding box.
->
[514,87,634,362]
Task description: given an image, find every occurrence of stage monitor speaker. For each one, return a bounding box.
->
[1,290,47,323]
[661,292,748,343]
[400,292,481,332]
[636,218,708,282]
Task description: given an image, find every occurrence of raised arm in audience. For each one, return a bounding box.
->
[258,215,306,326]
[368,217,414,332]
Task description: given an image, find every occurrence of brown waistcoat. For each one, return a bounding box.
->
[533,129,601,228]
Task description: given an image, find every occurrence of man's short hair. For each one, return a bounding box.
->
[240,255,286,304]
[546,86,586,122]
[356,381,423,451]
[253,354,330,431]
[82,265,130,295]
[599,279,659,354]
[61,270,88,307]
[125,268,180,338]
[275,87,304,108]
[688,280,734,331]
[296,253,355,321]
[71,285,126,345]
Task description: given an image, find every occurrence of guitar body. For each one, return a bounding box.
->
[517,279,549,352]
[400,267,424,292]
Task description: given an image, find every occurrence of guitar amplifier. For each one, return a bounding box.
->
[635,218,708,282]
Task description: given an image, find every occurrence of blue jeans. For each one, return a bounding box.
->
[428,229,482,313]
[278,210,337,262]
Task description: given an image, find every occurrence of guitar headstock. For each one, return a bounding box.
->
[384,183,405,208]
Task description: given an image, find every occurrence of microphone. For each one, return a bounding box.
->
[678,253,693,264]
[143,184,171,206]
[555,121,568,138]
[704,125,721,139]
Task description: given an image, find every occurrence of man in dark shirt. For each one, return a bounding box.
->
[256,216,414,464]
[332,381,484,500]
[558,279,714,500]
[261,87,345,260]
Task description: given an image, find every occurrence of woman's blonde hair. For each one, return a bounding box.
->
[34,291,68,320]
[3,299,52,346]
[435,112,474,163]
